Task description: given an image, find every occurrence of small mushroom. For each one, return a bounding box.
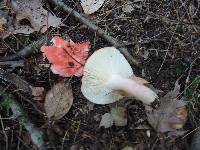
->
[81,47,157,104]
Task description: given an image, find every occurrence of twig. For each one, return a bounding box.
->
[9,130,14,150]
[16,92,45,115]
[17,125,22,150]
[0,68,45,115]
[0,90,47,150]
[0,68,32,94]
[61,130,69,150]
[48,0,140,67]
[16,136,32,150]
[194,37,200,46]
[0,114,8,150]
[0,60,24,68]
[0,37,47,62]
[157,12,186,74]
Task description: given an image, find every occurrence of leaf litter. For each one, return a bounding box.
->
[2,0,198,149]
[99,113,113,128]
[100,106,127,128]
[0,0,62,38]
[147,80,187,133]
[81,0,106,14]
[44,80,73,120]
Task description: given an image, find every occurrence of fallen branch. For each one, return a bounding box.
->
[0,60,24,68]
[0,68,45,115]
[49,0,140,67]
[0,89,47,150]
[0,68,32,94]
[0,37,47,62]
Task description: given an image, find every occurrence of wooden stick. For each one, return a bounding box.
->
[0,90,47,150]
[0,37,47,62]
[0,68,45,115]
[0,60,24,68]
[0,68,32,94]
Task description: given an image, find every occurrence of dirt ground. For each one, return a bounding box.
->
[1,0,200,150]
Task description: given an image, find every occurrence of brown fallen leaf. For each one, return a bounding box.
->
[0,10,12,38]
[1,0,62,38]
[0,16,6,32]
[44,80,73,120]
[111,107,127,126]
[81,0,106,14]
[147,81,187,133]
[99,106,127,128]
[99,113,113,128]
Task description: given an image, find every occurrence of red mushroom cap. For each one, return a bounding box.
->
[41,36,90,77]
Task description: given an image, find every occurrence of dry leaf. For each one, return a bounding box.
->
[0,16,6,32]
[1,0,62,38]
[44,80,73,120]
[0,10,12,38]
[147,81,187,133]
[81,0,106,14]
[111,107,127,126]
[12,0,62,32]
[122,1,134,14]
[99,113,113,128]
[99,106,127,128]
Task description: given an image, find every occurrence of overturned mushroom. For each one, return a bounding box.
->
[41,36,90,77]
[81,47,157,104]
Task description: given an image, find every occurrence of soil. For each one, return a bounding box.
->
[1,0,200,150]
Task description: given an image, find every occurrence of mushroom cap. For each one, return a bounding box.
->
[81,47,133,104]
[41,36,90,77]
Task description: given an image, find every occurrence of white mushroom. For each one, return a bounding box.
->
[81,47,157,104]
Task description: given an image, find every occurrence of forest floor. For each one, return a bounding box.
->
[1,0,200,150]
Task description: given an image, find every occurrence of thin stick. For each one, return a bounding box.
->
[0,68,32,94]
[0,68,45,115]
[0,114,8,150]
[0,37,48,62]
[49,0,140,67]
[0,60,24,68]
[0,90,47,150]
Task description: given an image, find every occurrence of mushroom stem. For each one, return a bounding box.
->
[106,75,157,104]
